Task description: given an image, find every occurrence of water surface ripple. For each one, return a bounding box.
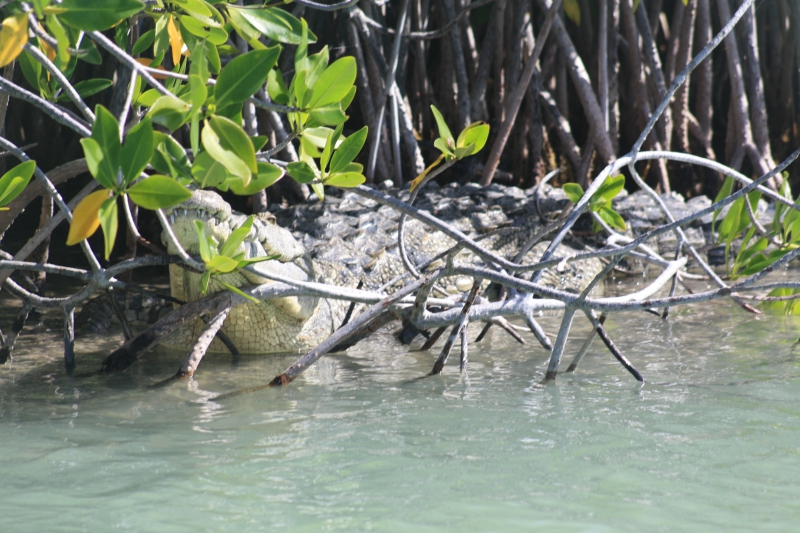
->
[1,293,800,532]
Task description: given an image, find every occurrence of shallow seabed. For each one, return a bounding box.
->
[2,282,800,532]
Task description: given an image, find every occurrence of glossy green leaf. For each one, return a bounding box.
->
[0,160,36,207]
[201,118,251,183]
[305,46,329,88]
[320,130,334,176]
[286,161,317,184]
[294,18,309,72]
[596,174,626,202]
[147,95,191,132]
[330,126,367,174]
[455,122,489,155]
[126,175,192,209]
[45,15,69,67]
[191,150,229,188]
[120,117,154,185]
[179,15,227,45]
[227,162,284,195]
[206,255,239,273]
[214,47,281,109]
[563,183,584,204]
[598,205,626,231]
[454,144,476,160]
[208,115,257,173]
[430,105,455,150]
[17,50,42,92]
[80,138,113,189]
[56,78,112,102]
[267,68,290,105]
[56,0,144,31]
[306,57,356,110]
[234,7,314,45]
[193,220,212,262]
[132,29,155,55]
[433,138,453,158]
[98,197,118,260]
[151,132,191,179]
[219,215,253,258]
[302,127,344,150]
[325,172,365,188]
[91,105,121,188]
[340,85,356,112]
[76,36,102,64]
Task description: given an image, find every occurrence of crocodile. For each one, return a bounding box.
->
[77,181,716,353]
[156,185,610,355]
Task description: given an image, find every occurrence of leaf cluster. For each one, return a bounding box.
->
[563,175,627,232]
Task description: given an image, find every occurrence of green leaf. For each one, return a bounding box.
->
[306,57,356,110]
[132,29,155,55]
[193,220,211,262]
[433,138,454,158]
[147,95,192,132]
[56,78,113,102]
[310,182,324,201]
[217,280,260,303]
[90,105,121,188]
[302,127,343,150]
[430,105,455,150]
[341,85,356,112]
[294,18,309,72]
[595,174,626,202]
[126,175,192,209]
[267,68,290,105]
[191,150,230,188]
[151,132,191,179]
[563,183,584,204]
[455,122,489,156]
[0,160,36,207]
[201,120,251,184]
[219,215,253,257]
[45,15,69,67]
[286,161,317,184]
[56,0,144,31]
[325,172,365,188]
[330,126,367,174]
[98,197,118,260]
[598,205,626,231]
[454,144,476,160]
[305,46,329,89]
[80,138,113,189]
[188,73,208,116]
[208,115,257,173]
[17,51,42,92]
[712,175,735,231]
[178,15,228,45]
[76,36,102,64]
[206,255,239,273]
[214,47,281,110]
[320,130,334,176]
[227,162,284,195]
[120,117,154,185]
[234,7,314,45]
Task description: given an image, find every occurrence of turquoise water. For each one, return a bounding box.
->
[2,293,800,532]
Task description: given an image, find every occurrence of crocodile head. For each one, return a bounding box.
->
[160,189,340,354]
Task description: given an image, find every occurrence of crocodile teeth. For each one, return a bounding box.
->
[169,213,175,224]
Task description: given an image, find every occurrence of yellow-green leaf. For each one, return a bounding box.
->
[564,0,581,26]
[67,189,111,245]
[98,197,118,260]
[0,160,36,207]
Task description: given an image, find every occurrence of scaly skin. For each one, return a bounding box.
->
[161,190,349,354]
[161,189,605,354]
